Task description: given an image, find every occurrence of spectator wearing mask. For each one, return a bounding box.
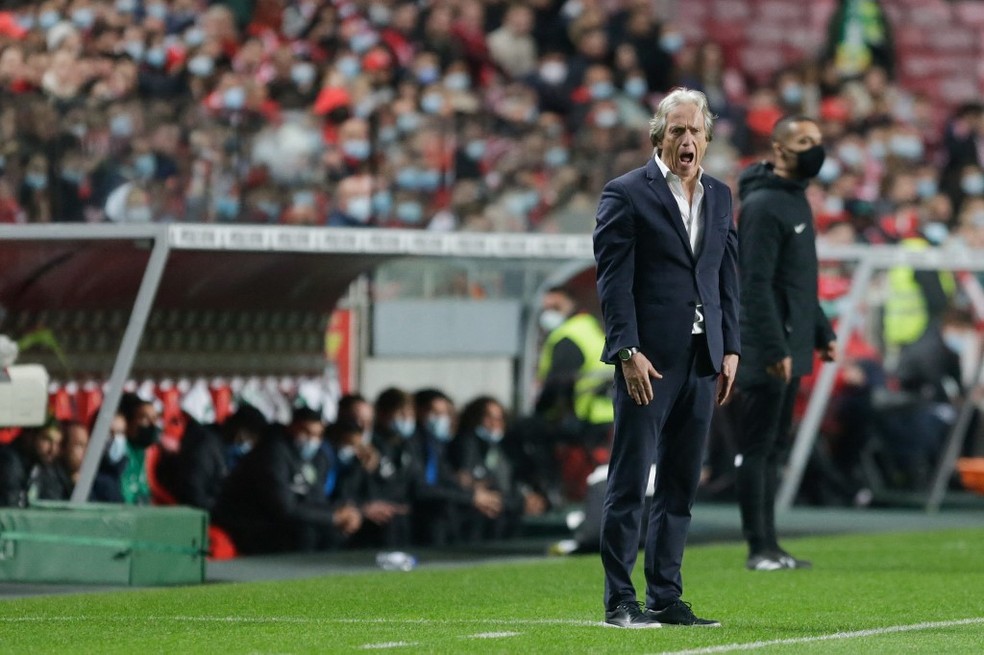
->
[449,396,548,541]
[18,152,53,223]
[0,424,69,507]
[367,387,419,548]
[335,393,375,445]
[137,34,190,99]
[570,64,620,130]
[327,174,374,227]
[323,420,371,504]
[51,148,88,222]
[267,49,319,110]
[331,117,374,179]
[325,418,409,548]
[624,7,676,95]
[159,404,267,514]
[873,308,970,489]
[117,392,161,505]
[410,388,501,546]
[527,51,576,117]
[212,407,362,554]
[91,412,130,503]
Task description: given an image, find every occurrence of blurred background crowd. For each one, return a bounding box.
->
[0,0,980,248]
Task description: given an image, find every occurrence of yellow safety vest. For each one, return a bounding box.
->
[883,237,956,347]
[537,313,615,425]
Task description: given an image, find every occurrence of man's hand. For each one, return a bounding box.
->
[621,352,662,405]
[523,491,548,516]
[332,504,363,536]
[717,353,739,405]
[766,356,792,382]
[473,487,503,518]
[456,470,475,489]
[361,500,408,525]
[355,444,380,473]
[819,340,837,362]
[842,362,866,386]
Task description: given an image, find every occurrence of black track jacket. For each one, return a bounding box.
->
[736,162,836,386]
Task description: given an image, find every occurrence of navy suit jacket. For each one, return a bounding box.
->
[593,157,740,373]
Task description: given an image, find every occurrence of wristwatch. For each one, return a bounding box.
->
[617,347,639,362]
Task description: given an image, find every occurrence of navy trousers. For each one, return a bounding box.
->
[600,334,717,611]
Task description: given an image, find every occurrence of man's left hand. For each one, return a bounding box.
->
[717,353,739,405]
[819,340,837,362]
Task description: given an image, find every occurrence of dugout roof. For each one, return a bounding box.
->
[0,224,594,314]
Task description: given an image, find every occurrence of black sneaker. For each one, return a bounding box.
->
[746,553,785,571]
[775,549,812,570]
[605,601,662,628]
[646,600,720,627]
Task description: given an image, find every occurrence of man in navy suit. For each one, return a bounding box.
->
[593,88,740,628]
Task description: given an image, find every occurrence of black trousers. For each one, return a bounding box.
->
[600,334,716,611]
[733,376,800,554]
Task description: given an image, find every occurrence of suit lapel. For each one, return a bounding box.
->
[646,158,695,262]
[696,180,715,261]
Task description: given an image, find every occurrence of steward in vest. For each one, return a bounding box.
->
[536,287,614,430]
[883,235,956,352]
[536,286,614,500]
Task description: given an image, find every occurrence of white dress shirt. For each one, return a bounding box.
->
[654,154,705,334]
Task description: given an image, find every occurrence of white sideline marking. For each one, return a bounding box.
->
[655,617,984,655]
[466,631,521,639]
[359,642,416,650]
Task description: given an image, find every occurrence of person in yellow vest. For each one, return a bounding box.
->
[882,234,956,357]
[536,286,614,499]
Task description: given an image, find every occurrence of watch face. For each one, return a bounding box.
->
[619,348,630,361]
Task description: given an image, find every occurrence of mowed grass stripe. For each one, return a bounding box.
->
[0,615,605,626]
[1,528,982,654]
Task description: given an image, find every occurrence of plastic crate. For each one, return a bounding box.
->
[0,501,206,586]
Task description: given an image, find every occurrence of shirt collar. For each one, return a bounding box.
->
[654,152,704,185]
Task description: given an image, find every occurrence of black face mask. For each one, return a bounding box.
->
[130,424,161,449]
[790,144,826,179]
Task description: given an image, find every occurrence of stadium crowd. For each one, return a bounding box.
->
[0,0,980,248]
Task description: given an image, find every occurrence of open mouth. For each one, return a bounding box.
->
[680,151,695,164]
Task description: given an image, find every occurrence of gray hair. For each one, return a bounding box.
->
[648,88,715,150]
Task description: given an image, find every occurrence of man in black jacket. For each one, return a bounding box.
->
[367,388,418,548]
[159,405,267,514]
[735,115,837,571]
[448,396,548,542]
[212,407,362,553]
[410,389,502,546]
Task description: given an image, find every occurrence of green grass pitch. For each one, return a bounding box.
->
[2,528,983,654]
